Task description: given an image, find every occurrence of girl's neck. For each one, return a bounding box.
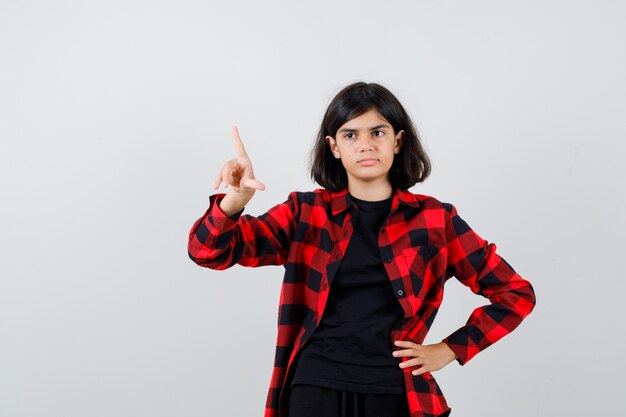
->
[347,180,394,202]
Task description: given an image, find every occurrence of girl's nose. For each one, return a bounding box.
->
[358,136,375,151]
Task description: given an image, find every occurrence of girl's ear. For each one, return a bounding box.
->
[394,130,405,154]
[326,135,341,159]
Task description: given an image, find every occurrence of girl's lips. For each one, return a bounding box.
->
[358,159,377,166]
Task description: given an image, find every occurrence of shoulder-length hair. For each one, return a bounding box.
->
[309,81,431,192]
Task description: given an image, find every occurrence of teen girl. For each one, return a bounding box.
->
[188,82,536,417]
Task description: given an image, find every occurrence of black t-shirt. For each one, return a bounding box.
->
[290,193,406,394]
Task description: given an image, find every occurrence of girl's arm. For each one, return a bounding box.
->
[440,203,537,366]
[188,124,301,269]
[187,190,300,270]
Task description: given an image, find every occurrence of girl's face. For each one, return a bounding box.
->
[326,108,404,190]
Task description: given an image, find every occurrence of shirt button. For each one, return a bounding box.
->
[384,258,392,263]
[401,318,409,324]
[381,228,386,234]
[397,289,404,296]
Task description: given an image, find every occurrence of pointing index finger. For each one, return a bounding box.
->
[232,125,249,158]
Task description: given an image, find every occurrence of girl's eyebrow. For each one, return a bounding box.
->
[338,124,390,133]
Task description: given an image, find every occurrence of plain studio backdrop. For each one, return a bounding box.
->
[1,1,624,416]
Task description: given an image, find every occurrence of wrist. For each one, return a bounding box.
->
[440,341,458,362]
[218,189,253,217]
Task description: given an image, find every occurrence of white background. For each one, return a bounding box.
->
[1,1,624,416]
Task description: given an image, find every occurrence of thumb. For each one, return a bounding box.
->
[242,177,266,191]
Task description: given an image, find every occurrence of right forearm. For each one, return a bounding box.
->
[218,188,255,216]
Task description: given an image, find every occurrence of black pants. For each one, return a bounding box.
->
[287,384,411,417]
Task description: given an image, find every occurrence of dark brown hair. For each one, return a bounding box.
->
[309,81,431,192]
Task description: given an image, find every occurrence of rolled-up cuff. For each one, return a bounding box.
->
[207,193,245,231]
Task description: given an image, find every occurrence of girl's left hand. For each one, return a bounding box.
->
[392,341,458,376]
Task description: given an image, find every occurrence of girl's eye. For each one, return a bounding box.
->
[344,131,384,139]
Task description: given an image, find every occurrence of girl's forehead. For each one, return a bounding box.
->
[341,109,390,128]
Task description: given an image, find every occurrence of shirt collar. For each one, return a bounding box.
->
[329,187,420,216]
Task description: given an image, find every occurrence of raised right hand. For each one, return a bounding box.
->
[213,125,266,193]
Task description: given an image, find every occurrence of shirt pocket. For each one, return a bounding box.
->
[401,244,448,300]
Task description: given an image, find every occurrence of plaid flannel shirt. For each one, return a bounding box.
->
[187,187,536,417]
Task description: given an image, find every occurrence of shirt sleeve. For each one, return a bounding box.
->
[440,203,536,366]
[187,191,300,270]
